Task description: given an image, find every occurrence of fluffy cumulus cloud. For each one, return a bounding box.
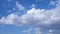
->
[0,0,60,27]
[0,14,18,24]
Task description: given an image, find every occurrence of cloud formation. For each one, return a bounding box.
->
[49,0,58,6]
[16,1,25,11]
[0,0,60,27]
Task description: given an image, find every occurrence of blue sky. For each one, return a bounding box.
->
[0,0,60,34]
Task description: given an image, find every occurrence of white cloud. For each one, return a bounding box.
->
[16,1,25,11]
[0,14,18,24]
[0,6,60,26]
[0,0,60,27]
[0,0,60,34]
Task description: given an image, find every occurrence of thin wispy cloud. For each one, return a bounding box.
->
[16,1,25,11]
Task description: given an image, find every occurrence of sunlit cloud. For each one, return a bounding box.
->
[0,3,60,27]
[0,0,60,34]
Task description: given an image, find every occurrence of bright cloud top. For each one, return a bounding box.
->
[0,6,60,26]
[0,0,60,27]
